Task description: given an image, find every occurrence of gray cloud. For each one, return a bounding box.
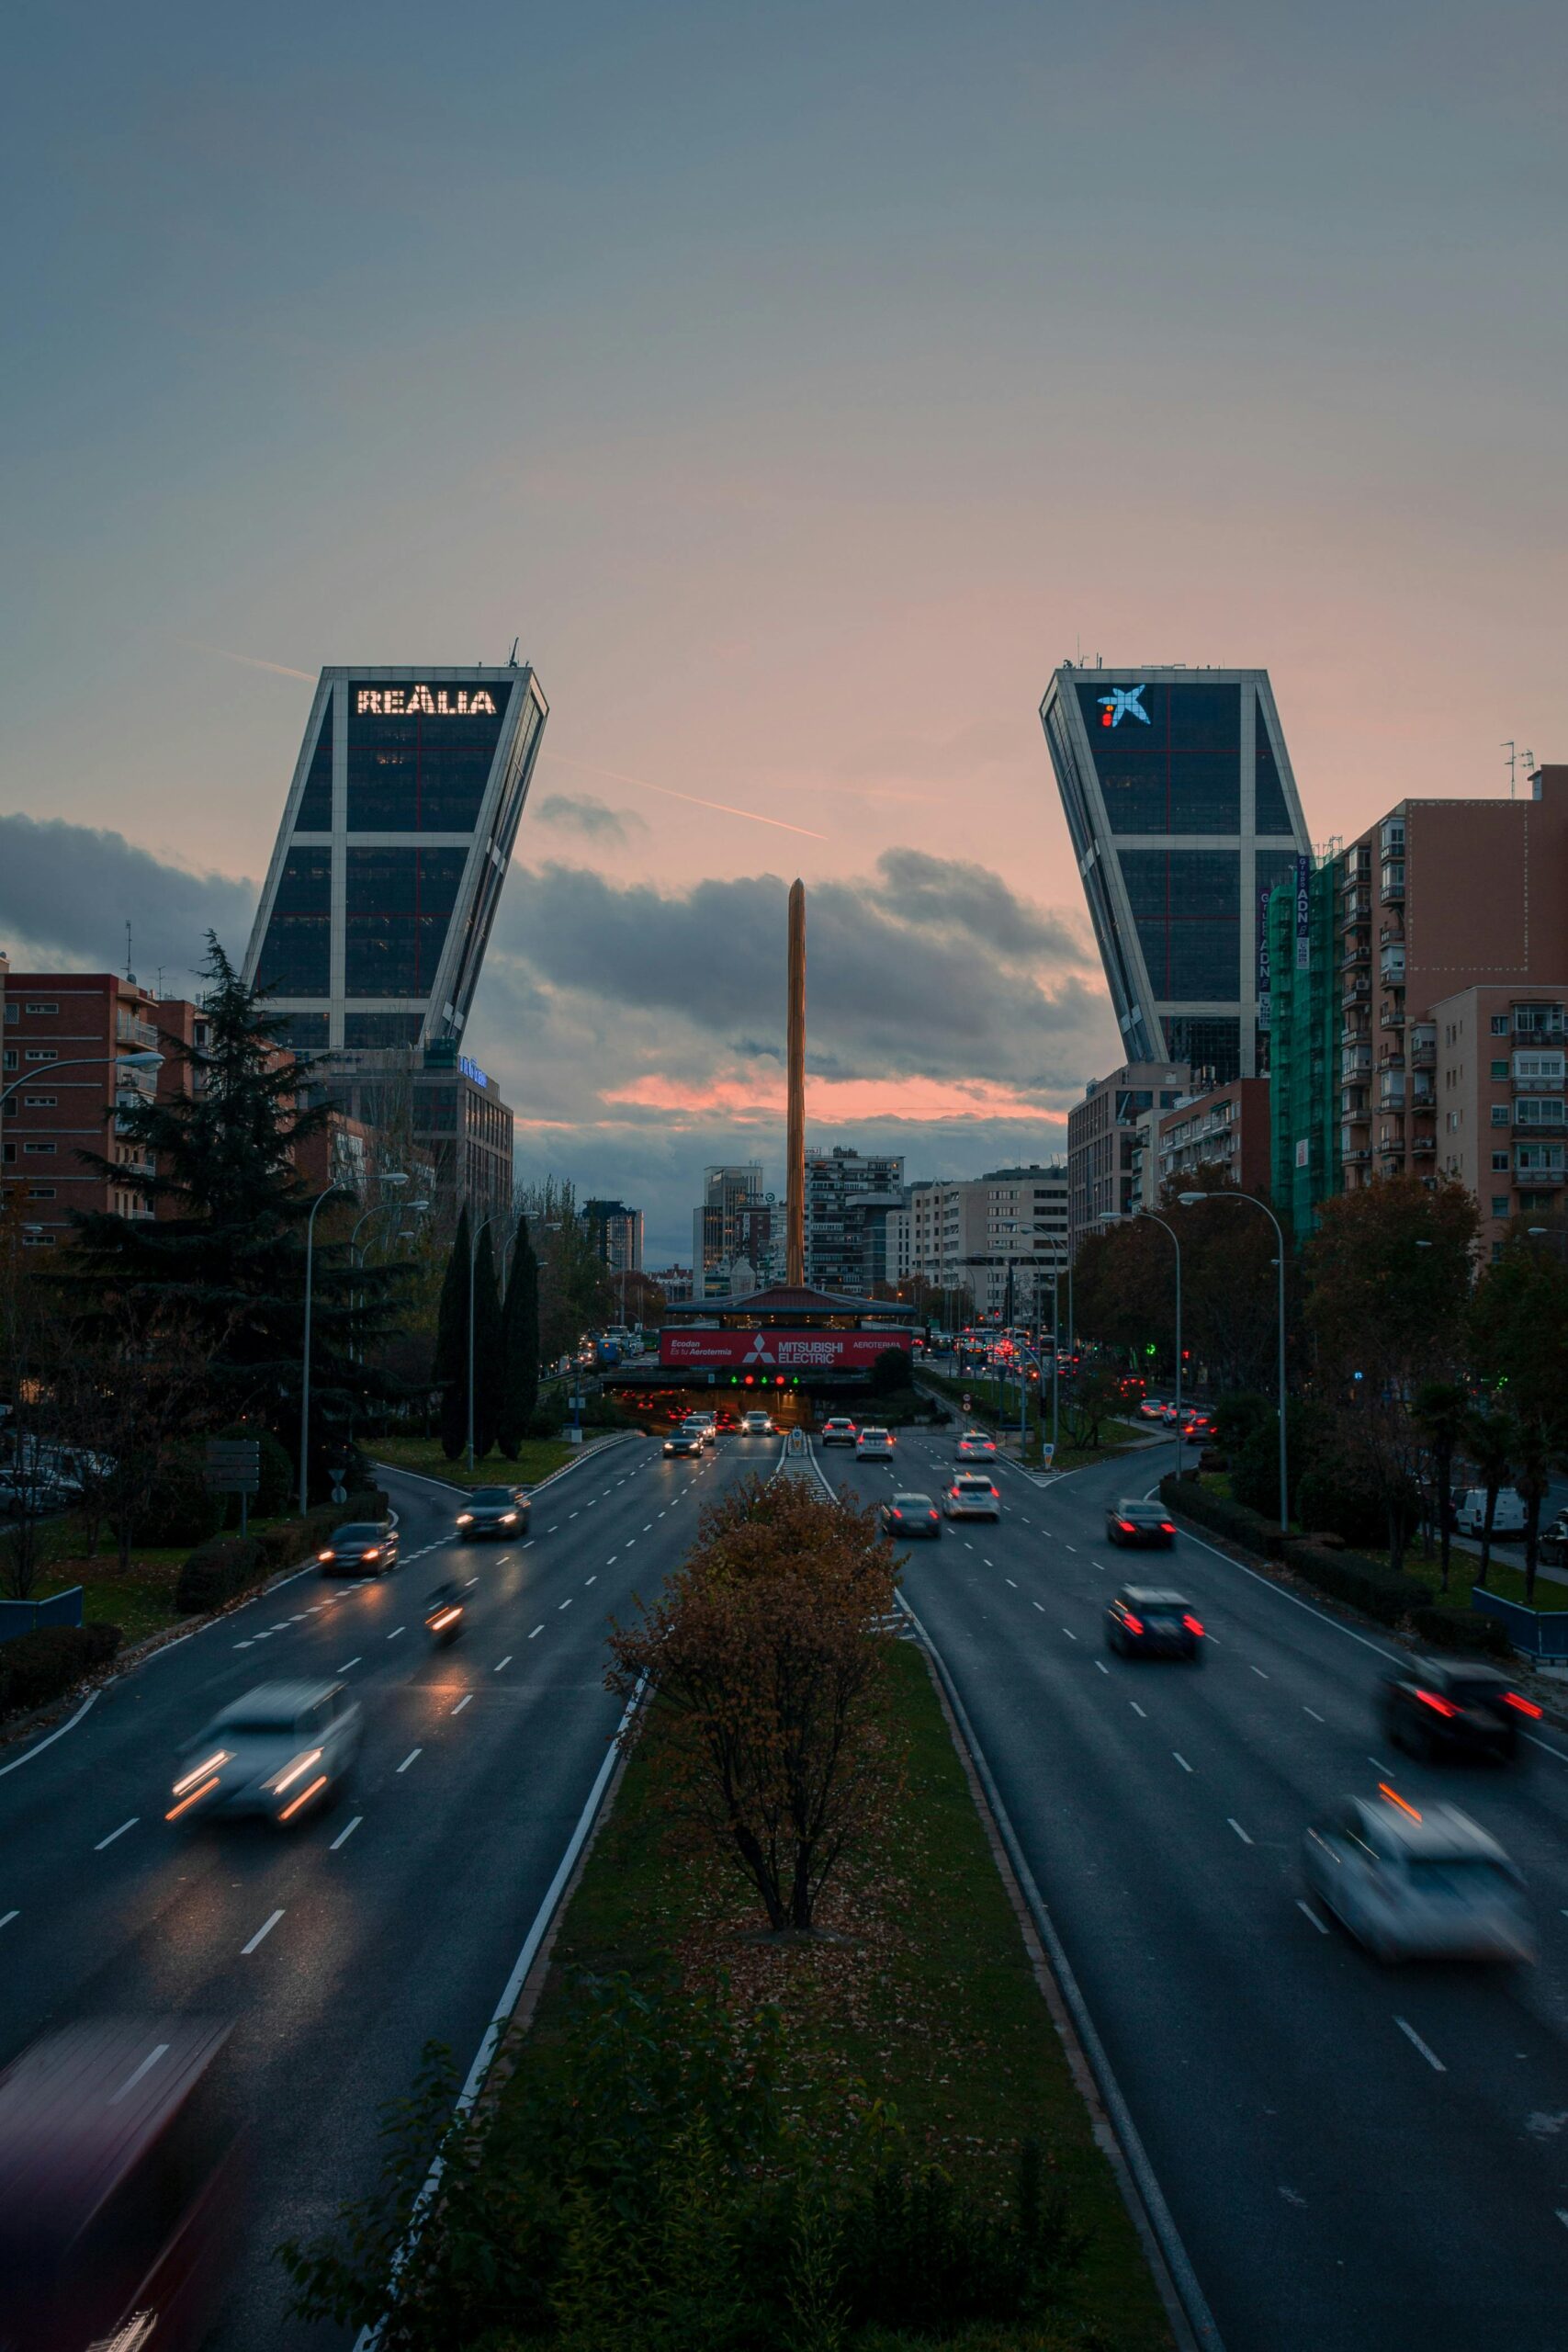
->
[530,793,646,842]
[0,813,257,988]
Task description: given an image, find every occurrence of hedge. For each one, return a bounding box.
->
[176,1535,265,1616]
[1407,1605,1517,1661]
[0,1623,123,1720]
[1159,1476,1435,1625]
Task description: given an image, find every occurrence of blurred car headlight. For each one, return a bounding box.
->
[268,1747,324,1795]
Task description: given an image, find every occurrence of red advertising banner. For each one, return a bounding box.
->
[659,1328,911,1372]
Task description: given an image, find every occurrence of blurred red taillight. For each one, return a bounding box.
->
[1416,1689,1459,1717]
[1159,1521,1176,1534]
[1503,1691,1543,1718]
[1122,1612,1145,1635]
[1182,1613,1204,1636]
[1115,1519,1136,1532]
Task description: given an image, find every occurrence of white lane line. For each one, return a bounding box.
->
[0,1909,18,1929]
[1033,1600,1045,1611]
[397,1748,422,1774]
[493,1655,513,1672]
[338,1657,362,1671]
[242,1908,284,1955]
[450,1694,472,1715]
[1395,2017,1446,2073]
[522,1540,535,1550]
[1296,1898,1330,1934]
[387,1626,405,1642]
[1173,1753,1192,1773]
[984,1556,995,1566]
[1021,1516,1032,1525]
[528,1624,543,1638]
[1095,1659,1109,1674]
[569,1511,580,1520]
[642,1523,653,1532]
[233,1640,254,1650]
[109,2042,169,2101]
[1006,1577,1018,1588]
[1065,1544,1077,1553]
[95,1818,138,1852]
[625,1537,637,1548]
[331,1815,363,1850]
[1303,1706,1325,1723]
[558,1598,573,1611]
[964,1541,974,1551]
[1062,1627,1078,1641]
[1251,1666,1269,1679]
[1557,2210,1568,2231]
[1369,1755,1393,1773]
[464,1576,479,1589]
[1228,1817,1254,1845]
[586,1499,597,1508]
[585,1575,597,1587]
[1130,1702,1147,1718]
[607,1555,619,1565]
[547,1524,558,1532]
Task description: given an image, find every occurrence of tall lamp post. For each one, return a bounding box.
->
[1180,1190,1288,1532]
[1138,1212,1183,1486]
[299,1182,352,1516]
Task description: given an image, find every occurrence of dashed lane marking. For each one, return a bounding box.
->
[337,1657,362,1672]
[558,1598,573,1611]
[95,1819,138,1852]
[1228,1817,1254,1845]
[1173,1753,1193,1773]
[396,1748,422,1774]
[1296,1899,1329,1933]
[492,1655,513,1672]
[330,1815,362,1850]
[0,1910,17,1929]
[1095,1660,1109,1675]
[529,1624,543,1638]
[1130,1702,1147,1718]
[386,1626,405,1642]
[450,1694,472,1714]
[1395,2017,1446,2073]
[585,1575,597,1586]
[1062,1627,1077,1641]
[242,1908,284,1955]
[1303,1706,1325,1723]
[1251,1666,1269,1679]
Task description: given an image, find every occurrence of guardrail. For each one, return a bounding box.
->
[0,1588,85,1645]
[1471,1589,1568,1659]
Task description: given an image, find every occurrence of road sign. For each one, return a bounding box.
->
[1040,1442,1055,1471]
[962,1393,972,1413]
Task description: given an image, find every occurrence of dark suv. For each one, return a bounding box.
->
[1380,1657,1540,1763]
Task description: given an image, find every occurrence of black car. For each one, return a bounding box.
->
[1106,1588,1203,1659]
[880,1493,942,1541]
[317,1520,400,1575]
[663,1428,703,1458]
[1105,1500,1177,1548]
[455,1486,530,1541]
[1381,1657,1540,1763]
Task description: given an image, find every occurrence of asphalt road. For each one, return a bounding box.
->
[0,1428,771,2350]
[824,1428,1568,2352]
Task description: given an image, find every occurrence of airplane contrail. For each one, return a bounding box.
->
[177,638,315,682]
[538,751,829,842]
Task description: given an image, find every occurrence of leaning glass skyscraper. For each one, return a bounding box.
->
[244,664,547,1057]
[1039,665,1309,1082]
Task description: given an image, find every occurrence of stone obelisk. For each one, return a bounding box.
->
[785,878,807,1286]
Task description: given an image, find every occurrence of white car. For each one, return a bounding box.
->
[166,1680,361,1829]
[955,1430,997,1463]
[682,1417,716,1450]
[855,1426,895,1460]
[1452,1486,1529,1536]
[1302,1793,1533,1965]
[819,1418,858,1447]
[739,1410,777,1436]
[943,1472,1001,1521]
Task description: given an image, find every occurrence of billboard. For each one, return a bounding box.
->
[659,1328,911,1372]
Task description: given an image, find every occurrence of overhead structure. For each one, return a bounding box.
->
[785,877,807,1286]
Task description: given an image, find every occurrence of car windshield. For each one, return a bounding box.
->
[955,1476,993,1490]
[219,1705,306,1736]
[1445,1679,1506,1709]
[1117,1505,1164,1522]
[893,1494,933,1509]
[1404,1859,1513,1897]
[330,1524,379,1544]
[470,1488,515,1505]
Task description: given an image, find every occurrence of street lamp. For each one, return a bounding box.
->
[299,1182,353,1515]
[1138,1211,1183,1486]
[1180,1190,1289,1532]
[0,1046,164,1115]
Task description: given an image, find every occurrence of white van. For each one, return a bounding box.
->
[1452,1487,1529,1536]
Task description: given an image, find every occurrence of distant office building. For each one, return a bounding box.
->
[694,1163,777,1298]
[1266,858,1339,1236]
[648,1264,693,1305]
[1066,1062,1190,1250]
[1040,664,1309,1083]
[582,1197,644,1273]
[908,1165,1067,1319]
[804,1148,906,1292]
[299,1045,513,1227]
[244,662,547,1058]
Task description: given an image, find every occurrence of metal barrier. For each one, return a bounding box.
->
[0,1587,85,1645]
[1470,1589,1568,1659]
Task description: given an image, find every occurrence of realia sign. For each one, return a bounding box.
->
[659,1329,911,1372]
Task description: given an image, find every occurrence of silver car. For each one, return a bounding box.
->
[943,1472,1001,1521]
[165,1680,362,1828]
[1302,1792,1533,1964]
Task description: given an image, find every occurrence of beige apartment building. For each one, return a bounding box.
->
[1431,983,1568,1258]
[1338,769,1568,1193]
[908,1164,1067,1319]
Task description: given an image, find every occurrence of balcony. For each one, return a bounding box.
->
[1341,1091,1370,1120]
[1342,1046,1372,1078]
[1412,1080,1437,1110]
[1340,1024,1370,1048]
[1379,922,1404,946]
[1379,1075,1406,1110]
[1381,947,1406,984]
[1517,1164,1566,1188]
[1342,939,1371,969]
[116,1016,159,1051]
[1341,893,1371,924]
[1342,975,1371,1004]
[1344,846,1372,881]
[1412,1134,1436,1156]
[1380,864,1406,904]
[1377,1047,1405,1071]
[1378,1134,1406,1160]
[1382,1002,1405,1029]
[1343,1146,1372,1166]
[1410,1024,1436,1068]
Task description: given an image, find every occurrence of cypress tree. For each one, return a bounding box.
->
[435,1206,471,1462]
[472,1225,503,1460]
[497,1214,540,1458]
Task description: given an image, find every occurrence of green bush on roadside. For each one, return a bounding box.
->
[0,1623,123,1719]
[1406,1605,1517,1661]
[1159,1477,1435,1623]
[132,1445,226,1548]
[176,1535,265,1616]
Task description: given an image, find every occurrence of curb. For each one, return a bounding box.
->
[370,1430,640,1504]
[897,1589,1223,2352]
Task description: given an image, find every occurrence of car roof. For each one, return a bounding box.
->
[1118,1588,1190,1608]
[1350,1796,1510,1860]
[1394,1657,1506,1689]
[953,1470,996,1485]
[891,1492,934,1504]
[1114,1499,1167,1514]
[211,1679,342,1726]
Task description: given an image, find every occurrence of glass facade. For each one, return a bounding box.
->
[343,1012,425,1049]
[1075,681,1241,835]
[344,847,468,996]
[254,845,333,996]
[346,684,512,831]
[296,705,334,831]
[1255,715,1292,837]
[1121,849,1239,999]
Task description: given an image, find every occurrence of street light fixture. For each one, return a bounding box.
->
[1180,1190,1289,1533]
[0,1046,164,1116]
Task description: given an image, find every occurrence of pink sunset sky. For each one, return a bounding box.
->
[2,0,1564,1255]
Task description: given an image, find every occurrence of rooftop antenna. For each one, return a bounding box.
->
[1523,748,1537,797]
[508,637,520,667]
[125,921,135,986]
[1503,740,1517,800]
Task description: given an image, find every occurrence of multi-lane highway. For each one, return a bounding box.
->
[826,1428,1568,2352]
[0,1429,769,2351]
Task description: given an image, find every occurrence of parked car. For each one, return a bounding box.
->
[856,1426,895,1460]
[1302,1792,1533,1964]
[455,1486,530,1541]
[166,1679,362,1826]
[880,1492,941,1540]
[1540,1510,1568,1566]
[1106,1588,1203,1659]
[1105,1500,1177,1548]
[317,1520,399,1575]
[1380,1657,1540,1763]
[943,1473,1000,1521]
[1451,1486,1529,1537]
[820,1418,859,1447]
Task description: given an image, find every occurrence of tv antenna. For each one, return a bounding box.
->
[1503,740,1518,800]
[508,637,520,666]
[125,922,135,985]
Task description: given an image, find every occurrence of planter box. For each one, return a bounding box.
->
[0,1587,84,1644]
[1471,1589,1568,1659]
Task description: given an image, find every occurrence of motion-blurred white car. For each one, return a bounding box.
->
[1302,1792,1532,1964]
[943,1473,1001,1521]
[855,1426,895,1459]
[166,1680,361,1828]
[955,1430,997,1462]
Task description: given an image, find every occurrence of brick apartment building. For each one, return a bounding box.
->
[1066,1059,1190,1251]
[1429,983,1568,1259]
[1156,1075,1271,1196]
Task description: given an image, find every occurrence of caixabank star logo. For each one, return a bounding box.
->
[1097,684,1150,729]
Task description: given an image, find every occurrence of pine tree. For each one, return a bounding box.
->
[471,1224,503,1460]
[434,1205,471,1463]
[67,937,406,1488]
[497,1213,540,1458]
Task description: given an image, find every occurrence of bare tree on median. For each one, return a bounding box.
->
[608,1474,901,1936]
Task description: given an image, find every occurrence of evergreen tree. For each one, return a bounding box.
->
[497,1213,540,1457]
[67,937,407,1489]
[434,1205,472,1462]
[472,1224,503,1459]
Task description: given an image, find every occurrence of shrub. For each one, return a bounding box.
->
[1230,1398,1331,1523]
[1158,1475,1281,1557]
[1277,1537,1432,1623]
[176,1535,265,1615]
[1296,1466,1385,1548]
[133,1446,225,1548]
[1407,1605,1517,1661]
[869,1345,916,1397]
[0,1623,122,1718]
[1211,1389,1272,1450]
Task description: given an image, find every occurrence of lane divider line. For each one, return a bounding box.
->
[493,1655,513,1671]
[338,1657,362,1671]
[528,1625,543,1639]
[397,1748,422,1774]
[1395,2017,1446,2073]
[1173,1753,1193,1773]
[0,1909,18,1928]
[95,1817,138,1851]
[450,1695,472,1715]
[1296,1899,1329,1934]
[1227,1818,1254,1845]
[331,1816,363,1851]
[242,1908,284,1955]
